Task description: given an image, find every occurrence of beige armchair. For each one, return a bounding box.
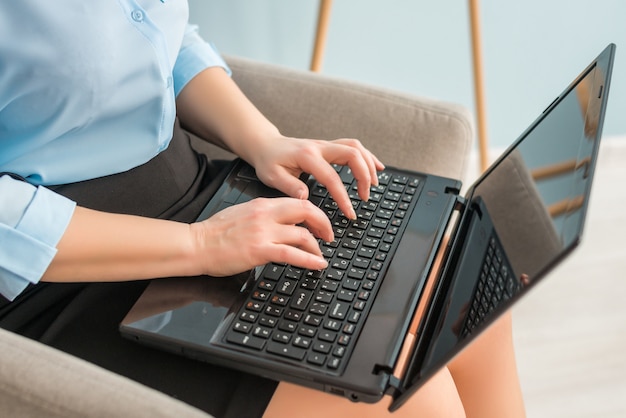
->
[0,56,474,417]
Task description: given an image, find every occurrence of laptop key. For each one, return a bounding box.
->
[377,171,391,185]
[278,320,298,333]
[232,321,251,333]
[318,330,336,342]
[290,289,313,310]
[312,341,332,354]
[272,332,292,344]
[285,310,303,322]
[267,341,306,361]
[245,301,263,312]
[307,353,326,366]
[329,301,349,320]
[299,325,317,338]
[252,326,271,339]
[264,264,284,281]
[226,332,266,350]
[259,316,278,328]
[293,335,311,349]
[277,278,297,296]
[337,289,355,302]
[327,357,342,370]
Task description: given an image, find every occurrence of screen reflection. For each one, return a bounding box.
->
[417,64,604,376]
[476,65,601,287]
[122,274,248,345]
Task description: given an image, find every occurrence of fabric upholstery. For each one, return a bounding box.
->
[196,56,474,182]
[0,327,208,418]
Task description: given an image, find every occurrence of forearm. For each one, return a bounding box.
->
[176,66,280,165]
[42,206,199,283]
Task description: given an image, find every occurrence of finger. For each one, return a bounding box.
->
[264,225,328,270]
[297,158,357,219]
[260,166,310,200]
[333,139,387,199]
[271,224,323,256]
[313,139,376,201]
[335,138,380,187]
[323,143,373,203]
[336,138,385,171]
[372,153,386,171]
[269,198,334,242]
[268,242,329,271]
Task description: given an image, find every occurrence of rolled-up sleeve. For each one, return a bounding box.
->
[172,24,231,97]
[0,175,76,301]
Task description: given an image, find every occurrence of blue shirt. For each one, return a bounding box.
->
[0,0,230,300]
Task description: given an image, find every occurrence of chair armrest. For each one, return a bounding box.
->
[219,56,474,181]
[0,327,210,418]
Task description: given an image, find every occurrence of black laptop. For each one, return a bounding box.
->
[121,44,615,411]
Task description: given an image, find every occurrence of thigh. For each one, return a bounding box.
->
[263,366,465,418]
[448,312,526,418]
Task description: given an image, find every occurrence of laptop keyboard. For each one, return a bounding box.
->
[223,164,421,374]
[461,235,519,336]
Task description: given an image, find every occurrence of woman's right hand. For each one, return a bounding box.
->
[190,197,334,277]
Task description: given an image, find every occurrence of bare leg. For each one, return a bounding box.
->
[448,311,526,418]
[263,366,466,418]
[263,313,524,417]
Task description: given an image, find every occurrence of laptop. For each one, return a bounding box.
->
[121,44,615,411]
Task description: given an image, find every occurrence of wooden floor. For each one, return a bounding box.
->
[467,138,626,417]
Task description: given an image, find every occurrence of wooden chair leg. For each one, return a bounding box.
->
[310,0,333,72]
[468,0,490,172]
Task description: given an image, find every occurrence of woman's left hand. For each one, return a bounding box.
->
[250,135,385,219]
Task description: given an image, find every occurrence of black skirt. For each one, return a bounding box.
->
[0,120,277,418]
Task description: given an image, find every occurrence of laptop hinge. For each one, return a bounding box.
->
[454,195,467,211]
[385,375,403,398]
[441,196,467,241]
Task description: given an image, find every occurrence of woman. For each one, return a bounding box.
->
[0,2,525,417]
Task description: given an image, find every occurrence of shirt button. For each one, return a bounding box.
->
[131,9,144,22]
[166,76,173,88]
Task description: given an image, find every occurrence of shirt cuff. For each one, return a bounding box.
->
[0,185,76,301]
[173,25,231,97]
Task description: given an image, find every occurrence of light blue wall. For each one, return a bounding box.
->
[188,0,625,149]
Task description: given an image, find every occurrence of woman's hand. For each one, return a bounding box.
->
[176,67,384,219]
[44,198,332,284]
[249,135,385,219]
[190,197,334,277]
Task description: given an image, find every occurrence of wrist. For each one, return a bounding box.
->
[236,126,283,167]
[186,222,209,277]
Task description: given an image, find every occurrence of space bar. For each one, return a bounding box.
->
[266,342,306,360]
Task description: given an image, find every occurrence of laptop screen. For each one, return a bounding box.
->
[394,44,615,408]
[475,61,607,281]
